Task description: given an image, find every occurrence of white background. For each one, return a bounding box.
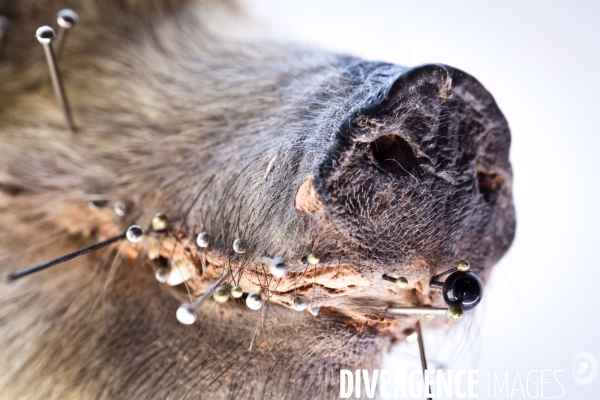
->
[240,1,600,398]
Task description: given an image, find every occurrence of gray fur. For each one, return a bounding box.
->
[0,0,515,398]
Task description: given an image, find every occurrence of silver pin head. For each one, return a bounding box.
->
[155,268,167,283]
[176,303,196,325]
[196,232,210,248]
[292,297,307,312]
[57,9,79,29]
[233,238,247,254]
[263,257,287,278]
[126,225,143,243]
[309,307,320,316]
[35,26,55,44]
[246,292,263,310]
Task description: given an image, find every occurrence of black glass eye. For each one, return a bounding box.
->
[442,271,482,311]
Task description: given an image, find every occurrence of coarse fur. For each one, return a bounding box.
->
[0,0,516,399]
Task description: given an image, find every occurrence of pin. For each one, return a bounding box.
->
[155,268,167,283]
[262,256,287,278]
[308,307,320,316]
[0,16,10,60]
[233,238,247,254]
[386,260,483,321]
[383,274,408,288]
[176,273,229,324]
[212,286,229,303]
[159,260,195,286]
[292,297,307,311]
[230,285,244,298]
[151,213,169,231]
[35,26,74,131]
[196,232,210,248]
[113,201,126,217]
[245,292,263,310]
[4,225,142,282]
[306,253,319,265]
[126,225,143,243]
[416,321,433,400]
[55,9,78,60]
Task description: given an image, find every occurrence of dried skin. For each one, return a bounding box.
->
[0,0,515,399]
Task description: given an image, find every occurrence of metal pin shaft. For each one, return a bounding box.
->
[387,306,449,315]
[36,26,74,131]
[190,272,229,310]
[416,321,433,400]
[55,9,78,60]
[5,233,126,282]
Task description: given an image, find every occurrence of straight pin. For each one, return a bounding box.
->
[55,9,78,60]
[177,272,230,324]
[387,306,449,316]
[35,26,74,131]
[4,225,145,282]
[415,321,433,400]
[0,16,10,60]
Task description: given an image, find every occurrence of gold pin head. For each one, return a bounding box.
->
[306,253,320,265]
[151,213,169,231]
[213,286,229,303]
[396,277,408,288]
[447,306,464,321]
[457,260,470,272]
[230,286,244,298]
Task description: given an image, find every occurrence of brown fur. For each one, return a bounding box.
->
[0,0,515,398]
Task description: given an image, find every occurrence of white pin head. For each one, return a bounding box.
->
[263,257,287,278]
[196,232,210,248]
[155,268,167,283]
[57,9,79,29]
[176,303,197,325]
[309,307,320,316]
[126,225,143,242]
[246,292,263,310]
[233,238,247,254]
[113,201,126,217]
[35,26,55,44]
[292,297,307,311]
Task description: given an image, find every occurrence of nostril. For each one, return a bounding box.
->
[370,134,419,177]
[476,170,504,199]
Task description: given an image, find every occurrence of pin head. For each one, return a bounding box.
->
[233,238,247,254]
[292,297,307,311]
[456,260,470,272]
[151,213,169,231]
[230,286,244,298]
[35,26,55,44]
[442,271,482,311]
[176,303,196,325]
[246,292,263,310]
[306,253,319,265]
[196,232,210,248]
[126,225,143,243]
[263,257,287,278]
[57,9,79,29]
[213,286,229,303]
